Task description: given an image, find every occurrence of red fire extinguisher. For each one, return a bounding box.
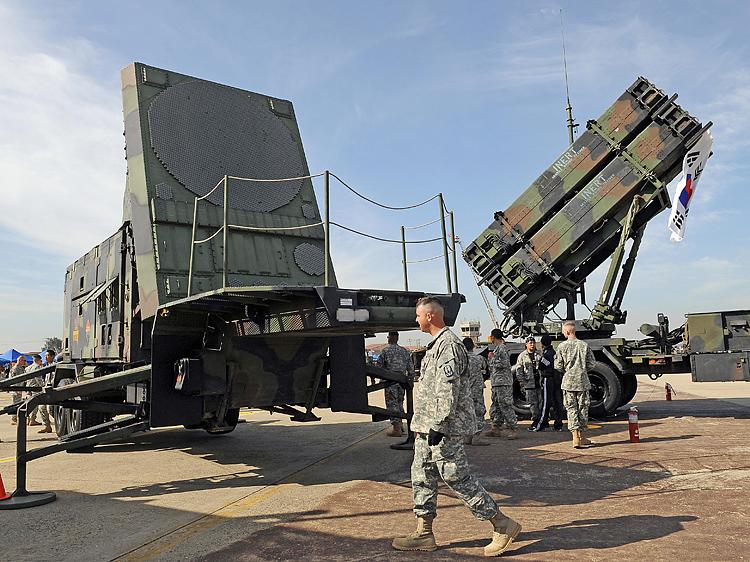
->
[628,406,640,443]
[665,382,675,401]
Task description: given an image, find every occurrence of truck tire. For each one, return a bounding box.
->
[53,378,75,438]
[588,362,622,418]
[512,380,531,419]
[204,408,240,435]
[619,374,638,407]
[53,378,107,437]
[70,409,108,433]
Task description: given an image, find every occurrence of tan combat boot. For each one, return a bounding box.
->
[38,424,53,434]
[570,429,583,449]
[386,422,404,437]
[486,425,504,438]
[504,428,519,440]
[580,429,592,447]
[392,515,437,551]
[484,513,522,557]
[466,434,491,446]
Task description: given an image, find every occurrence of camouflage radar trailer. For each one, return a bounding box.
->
[0,63,463,508]
[463,76,742,419]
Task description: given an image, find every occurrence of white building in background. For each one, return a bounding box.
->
[459,320,481,344]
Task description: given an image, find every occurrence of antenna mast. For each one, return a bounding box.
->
[560,9,578,145]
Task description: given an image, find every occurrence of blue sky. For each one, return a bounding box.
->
[1,0,749,350]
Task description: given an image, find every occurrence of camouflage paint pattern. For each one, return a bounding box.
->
[121,63,335,321]
[465,78,667,280]
[57,62,466,430]
[687,310,750,353]
[501,106,699,295]
[464,76,705,330]
[64,228,127,361]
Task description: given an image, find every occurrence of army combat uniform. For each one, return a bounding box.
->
[25,362,47,425]
[467,352,488,435]
[516,349,542,423]
[377,343,414,424]
[488,343,517,430]
[10,362,25,424]
[554,339,596,431]
[410,327,499,521]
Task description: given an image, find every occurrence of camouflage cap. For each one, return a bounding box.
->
[525,336,536,344]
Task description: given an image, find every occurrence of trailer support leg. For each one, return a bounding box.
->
[0,364,151,509]
[0,402,56,509]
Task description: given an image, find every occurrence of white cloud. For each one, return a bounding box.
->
[691,256,740,272]
[0,3,124,260]
[0,283,61,350]
[699,70,750,151]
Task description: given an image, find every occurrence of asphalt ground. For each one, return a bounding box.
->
[1,374,749,561]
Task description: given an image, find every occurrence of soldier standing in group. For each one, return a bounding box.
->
[515,337,541,430]
[36,349,57,433]
[392,297,521,557]
[377,331,414,438]
[554,321,596,449]
[487,329,518,440]
[25,354,47,429]
[9,356,28,425]
[532,335,564,432]
[462,337,490,446]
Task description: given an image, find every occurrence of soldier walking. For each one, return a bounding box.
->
[462,337,490,446]
[554,321,596,448]
[486,329,518,440]
[516,337,542,430]
[377,331,414,437]
[392,297,521,557]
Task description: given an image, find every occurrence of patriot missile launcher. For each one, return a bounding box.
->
[0,63,462,508]
[464,77,718,418]
[465,77,710,336]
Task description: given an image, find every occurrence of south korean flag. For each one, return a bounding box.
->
[667,131,713,242]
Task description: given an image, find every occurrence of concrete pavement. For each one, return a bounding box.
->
[0,374,748,560]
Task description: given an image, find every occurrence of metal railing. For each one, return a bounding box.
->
[186,171,457,297]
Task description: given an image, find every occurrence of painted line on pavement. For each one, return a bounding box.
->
[113,484,289,562]
[111,422,387,561]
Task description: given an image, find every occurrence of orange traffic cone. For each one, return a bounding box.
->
[0,473,11,501]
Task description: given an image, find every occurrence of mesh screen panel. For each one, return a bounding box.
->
[155,183,174,200]
[302,203,317,219]
[293,243,325,276]
[148,80,305,212]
